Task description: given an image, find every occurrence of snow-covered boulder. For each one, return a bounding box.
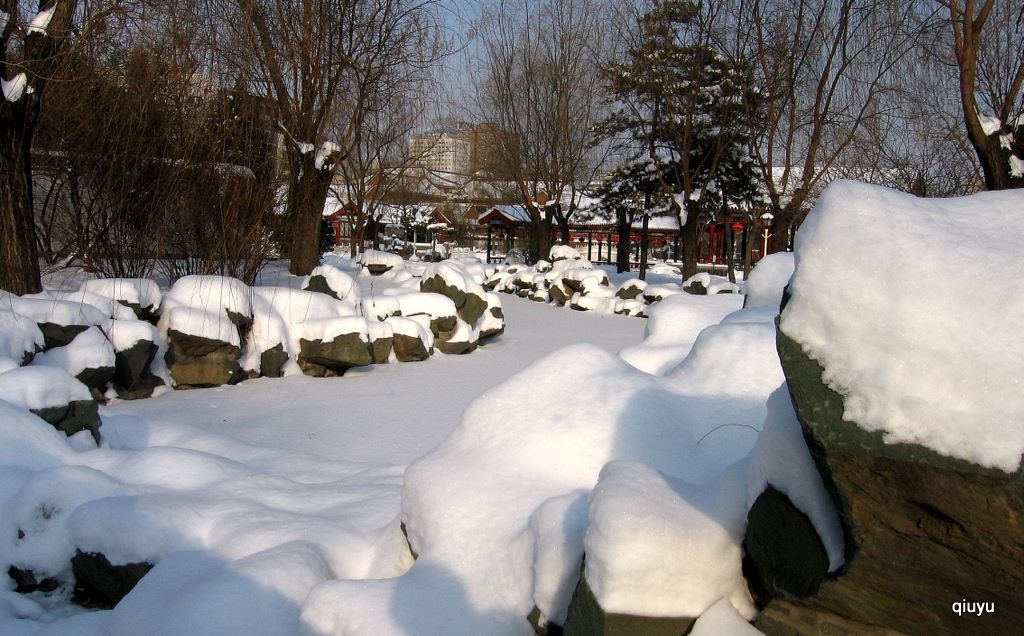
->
[163,307,244,388]
[683,272,739,295]
[386,317,433,362]
[615,278,647,300]
[742,252,794,310]
[0,366,100,442]
[419,261,488,326]
[642,283,683,304]
[771,181,1024,634]
[80,278,162,321]
[357,249,404,276]
[296,316,373,376]
[31,326,115,401]
[435,319,477,356]
[549,244,582,262]
[1,293,111,350]
[478,293,505,341]
[0,308,44,364]
[367,320,394,365]
[392,292,458,341]
[107,320,165,399]
[302,264,361,303]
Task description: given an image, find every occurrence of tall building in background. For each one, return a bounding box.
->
[409,124,518,177]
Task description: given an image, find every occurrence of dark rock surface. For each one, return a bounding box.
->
[112,340,164,399]
[8,565,60,594]
[71,550,153,609]
[37,323,89,350]
[303,274,340,299]
[562,573,695,636]
[31,400,101,443]
[743,485,830,604]
[480,307,505,341]
[769,328,1024,635]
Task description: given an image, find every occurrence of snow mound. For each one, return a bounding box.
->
[549,245,582,261]
[32,327,115,377]
[780,181,1024,472]
[743,253,794,310]
[80,279,162,313]
[0,366,92,411]
[0,309,43,362]
[161,276,252,320]
[620,294,743,375]
[584,460,754,618]
[0,293,111,330]
[302,265,361,302]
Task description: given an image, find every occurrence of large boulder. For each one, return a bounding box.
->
[31,326,116,401]
[298,332,373,376]
[758,182,1024,635]
[387,317,432,362]
[0,366,101,442]
[80,278,162,322]
[165,328,242,388]
[562,574,696,636]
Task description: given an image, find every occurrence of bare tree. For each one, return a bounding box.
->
[217,0,446,276]
[939,0,1023,189]
[1,0,78,294]
[734,0,920,252]
[471,0,613,263]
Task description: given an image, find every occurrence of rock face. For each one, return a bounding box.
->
[71,550,153,609]
[765,329,1024,636]
[259,343,289,378]
[112,339,164,399]
[165,330,243,388]
[393,334,431,362]
[561,574,696,636]
[298,332,372,376]
[37,323,89,350]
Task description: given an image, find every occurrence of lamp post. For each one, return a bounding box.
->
[759,212,774,257]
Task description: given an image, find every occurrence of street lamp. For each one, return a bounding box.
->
[759,212,774,257]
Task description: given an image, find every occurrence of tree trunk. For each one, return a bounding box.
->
[639,213,649,281]
[616,208,630,273]
[528,212,552,263]
[0,106,42,295]
[287,155,334,276]
[680,213,700,280]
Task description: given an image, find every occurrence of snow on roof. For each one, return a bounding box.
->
[781,180,1024,472]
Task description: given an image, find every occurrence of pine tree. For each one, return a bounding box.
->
[599,0,761,279]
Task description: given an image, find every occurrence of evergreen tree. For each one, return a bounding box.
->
[599,0,761,279]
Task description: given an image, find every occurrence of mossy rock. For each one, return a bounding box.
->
[165,330,242,388]
[549,285,570,306]
[76,366,115,401]
[370,336,393,364]
[298,332,372,376]
[113,339,163,399]
[683,281,707,295]
[260,343,289,378]
[393,334,430,362]
[428,315,457,338]
[438,339,477,355]
[303,274,340,299]
[615,286,643,300]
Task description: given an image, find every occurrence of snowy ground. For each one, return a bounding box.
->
[102,293,646,465]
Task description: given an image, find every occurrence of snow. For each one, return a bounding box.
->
[548,245,582,261]
[42,289,138,322]
[356,250,404,270]
[979,112,1002,136]
[584,460,754,618]
[781,180,1024,472]
[1010,155,1023,178]
[27,5,56,35]
[0,310,43,362]
[314,142,341,171]
[743,252,794,310]
[80,279,162,312]
[620,293,743,375]
[0,246,868,633]
[689,599,765,636]
[0,294,110,330]
[32,327,115,377]
[2,73,28,102]
[0,366,92,410]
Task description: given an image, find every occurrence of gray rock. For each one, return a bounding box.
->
[38,323,89,350]
[260,343,289,378]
